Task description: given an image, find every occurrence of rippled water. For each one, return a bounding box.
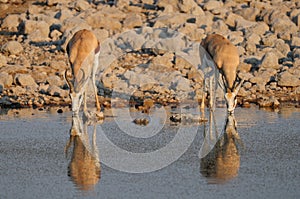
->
[0,106,300,199]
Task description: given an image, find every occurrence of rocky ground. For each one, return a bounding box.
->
[0,0,300,111]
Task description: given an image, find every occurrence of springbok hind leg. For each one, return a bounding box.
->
[200,79,206,121]
[92,72,101,111]
[83,91,87,113]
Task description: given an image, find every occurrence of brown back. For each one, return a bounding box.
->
[201,34,239,90]
[67,29,99,77]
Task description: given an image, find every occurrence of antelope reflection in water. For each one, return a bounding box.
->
[200,112,243,184]
[65,115,102,191]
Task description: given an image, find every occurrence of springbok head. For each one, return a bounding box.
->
[65,68,88,115]
[224,77,244,114]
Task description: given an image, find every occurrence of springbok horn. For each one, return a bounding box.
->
[233,78,245,96]
[65,69,74,93]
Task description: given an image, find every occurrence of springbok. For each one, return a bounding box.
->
[201,34,244,114]
[200,113,242,183]
[65,115,101,191]
[65,29,101,116]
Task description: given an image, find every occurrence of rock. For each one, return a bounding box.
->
[235,7,260,22]
[157,0,179,12]
[249,76,267,91]
[94,29,109,43]
[85,13,122,31]
[227,31,244,45]
[243,81,252,90]
[244,41,257,55]
[238,87,249,97]
[238,62,252,73]
[262,33,277,47]
[260,52,280,69]
[24,20,50,42]
[203,0,223,11]
[177,0,204,15]
[154,13,190,28]
[235,18,257,31]
[258,96,280,108]
[133,118,149,126]
[278,71,300,87]
[0,72,13,88]
[0,54,7,67]
[246,33,261,45]
[15,74,38,89]
[74,0,91,11]
[47,0,71,6]
[170,76,191,91]
[244,22,269,36]
[54,8,74,22]
[47,85,69,97]
[123,14,143,29]
[295,14,300,28]
[151,52,174,68]
[274,39,290,57]
[1,14,21,32]
[46,75,64,87]
[211,19,229,34]
[27,4,42,15]
[293,49,300,59]
[60,17,91,34]
[50,29,62,40]
[225,12,242,28]
[271,18,298,36]
[1,41,23,55]
[178,23,205,41]
[291,36,300,48]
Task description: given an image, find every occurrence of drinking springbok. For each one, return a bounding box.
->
[201,34,244,114]
[65,29,101,116]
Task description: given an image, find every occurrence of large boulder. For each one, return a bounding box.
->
[278,71,300,87]
[23,20,50,42]
[15,74,38,89]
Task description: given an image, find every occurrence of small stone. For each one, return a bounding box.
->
[0,54,7,67]
[1,41,23,55]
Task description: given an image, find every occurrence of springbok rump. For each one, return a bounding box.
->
[201,34,244,114]
[65,29,101,116]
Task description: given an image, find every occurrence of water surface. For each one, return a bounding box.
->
[0,106,299,199]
